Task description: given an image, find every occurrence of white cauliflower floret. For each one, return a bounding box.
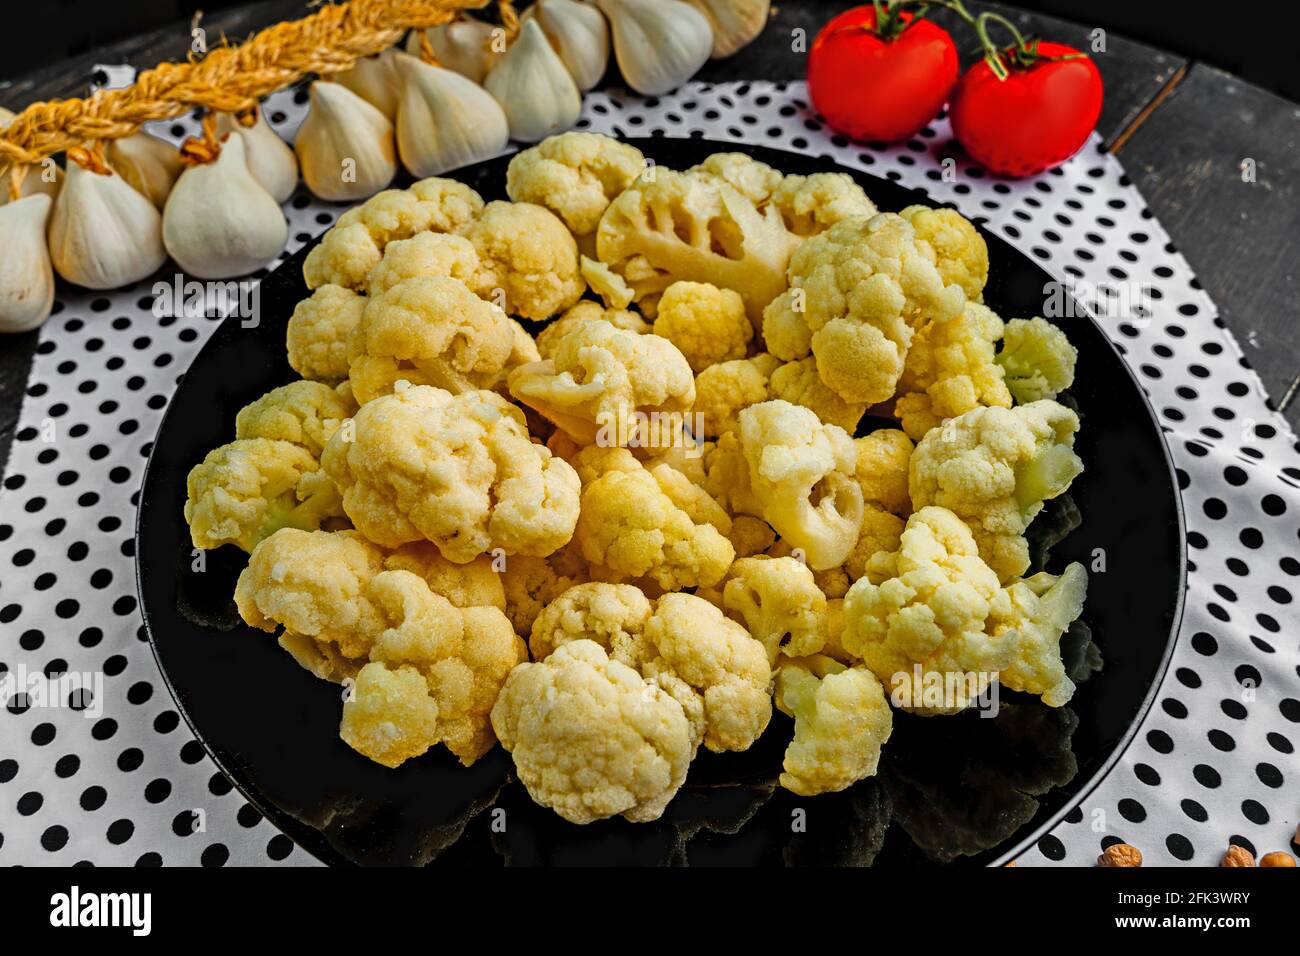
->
[234,380,357,457]
[527,580,652,661]
[689,152,783,206]
[721,555,828,663]
[286,285,365,382]
[466,200,585,320]
[737,400,864,571]
[996,317,1078,404]
[322,382,580,561]
[652,280,753,374]
[900,204,989,301]
[992,563,1089,707]
[693,353,780,439]
[490,640,697,824]
[365,231,479,296]
[768,357,867,433]
[770,173,877,238]
[506,132,646,237]
[909,401,1083,581]
[535,300,649,360]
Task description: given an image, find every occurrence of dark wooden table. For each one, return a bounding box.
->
[2,0,1297,479]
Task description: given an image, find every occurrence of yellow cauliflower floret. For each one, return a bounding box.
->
[769,357,867,432]
[775,655,893,796]
[854,428,914,516]
[580,255,636,310]
[185,438,342,552]
[322,382,580,560]
[652,280,753,374]
[508,320,695,449]
[895,301,1011,440]
[490,639,697,824]
[234,380,358,457]
[595,168,798,327]
[689,152,783,206]
[996,317,1078,404]
[365,231,480,296]
[729,514,776,558]
[770,172,878,238]
[466,200,585,320]
[286,285,365,382]
[737,400,864,571]
[722,555,828,663]
[340,663,441,769]
[844,505,906,582]
[383,539,506,611]
[499,546,589,638]
[766,537,854,600]
[693,353,780,439]
[535,300,649,360]
[703,429,763,517]
[762,212,965,404]
[908,401,1083,581]
[991,563,1089,707]
[346,276,516,403]
[900,204,989,301]
[506,132,646,237]
[528,581,653,661]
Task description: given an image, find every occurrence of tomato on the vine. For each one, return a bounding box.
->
[950,42,1103,177]
[807,5,959,143]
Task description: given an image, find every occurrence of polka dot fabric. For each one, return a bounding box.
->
[2,78,1297,867]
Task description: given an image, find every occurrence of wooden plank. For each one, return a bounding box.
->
[1115,63,1300,423]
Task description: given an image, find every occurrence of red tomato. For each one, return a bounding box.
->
[950,43,1104,177]
[807,6,959,143]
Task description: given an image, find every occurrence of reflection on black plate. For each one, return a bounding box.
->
[135,138,1185,866]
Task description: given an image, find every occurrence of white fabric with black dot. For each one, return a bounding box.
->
[1,75,1296,867]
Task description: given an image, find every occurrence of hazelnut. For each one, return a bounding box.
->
[1259,851,1296,868]
[1221,845,1256,867]
[1098,843,1142,867]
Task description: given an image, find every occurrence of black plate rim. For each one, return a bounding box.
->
[135,137,1188,867]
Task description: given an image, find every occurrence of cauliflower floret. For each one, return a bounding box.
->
[346,276,516,403]
[185,438,342,552]
[909,401,1083,581]
[895,302,1012,440]
[762,213,965,404]
[535,300,649,360]
[991,563,1089,707]
[737,400,864,571]
[843,506,906,582]
[702,429,763,517]
[652,280,753,374]
[692,353,779,439]
[575,468,735,590]
[775,655,893,796]
[499,544,589,637]
[383,539,506,611]
[729,514,776,558]
[689,152,783,206]
[770,173,878,238]
[234,380,358,457]
[365,231,480,296]
[769,357,867,432]
[527,581,653,661]
[322,382,580,561]
[722,556,828,662]
[508,320,695,449]
[490,639,697,824]
[854,428,914,516]
[900,204,989,301]
[506,132,646,237]
[339,662,442,768]
[466,200,585,320]
[996,317,1078,404]
[595,168,798,327]
[580,255,636,310]
[286,285,365,382]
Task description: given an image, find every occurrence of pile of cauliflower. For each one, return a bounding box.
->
[184,132,1088,826]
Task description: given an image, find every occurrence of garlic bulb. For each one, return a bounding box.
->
[0,107,62,205]
[333,50,402,119]
[215,105,298,204]
[525,0,610,92]
[0,194,55,333]
[596,0,713,96]
[162,134,288,279]
[49,160,166,289]
[686,0,770,58]
[484,20,582,144]
[106,131,184,208]
[406,18,499,84]
[296,81,397,201]
[393,52,508,177]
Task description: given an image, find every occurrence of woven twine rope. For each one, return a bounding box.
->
[0,0,511,193]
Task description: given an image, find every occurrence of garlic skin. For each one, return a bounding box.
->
[484,20,582,144]
[393,52,509,177]
[596,0,713,96]
[0,194,55,333]
[0,107,62,206]
[686,0,770,58]
[215,105,298,204]
[332,50,402,119]
[106,131,184,208]
[162,134,288,279]
[406,19,499,84]
[49,161,166,289]
[296,81,397,201]
[525,0,610,92]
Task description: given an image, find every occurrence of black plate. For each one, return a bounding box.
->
[136,138,1185,866]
